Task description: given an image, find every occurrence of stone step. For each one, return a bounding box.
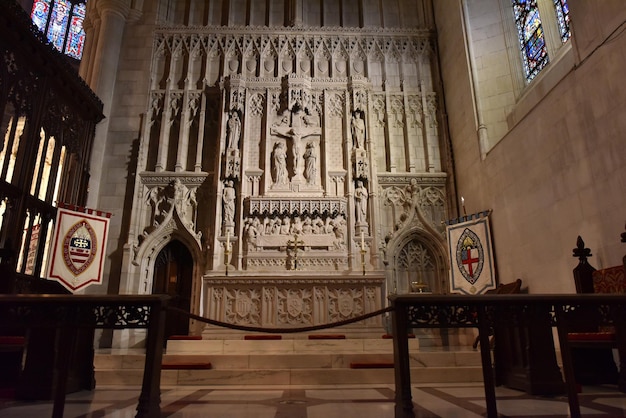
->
[163,337,420,354]
[95,365,484,386]
[94,338,483,386]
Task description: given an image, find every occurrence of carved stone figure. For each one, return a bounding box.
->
[332,219,346,250]
[271,219,281,235]
[270,107,321,180]
[351,111,366,149]
[169,93,181,122]
[272,142,288,185]
[303,142,317,184]
[290,216,303,235]
[226,111,241,149]
[173,179,187,218]
[273,111,289,127]
[245,218,260,250]
[354,180,368,223]
[313,217,324,234]
[302,217,313,234]
[222,180,236,225]
[279,218,290,235]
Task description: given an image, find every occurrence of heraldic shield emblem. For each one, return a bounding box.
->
[62,220,97,276]
[455,228,484,284]
[445,210,496,295]
[47,206,111,292]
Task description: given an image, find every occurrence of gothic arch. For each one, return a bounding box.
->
[153,239,194,339]
[132,208,204,321]
[387,226,448,295]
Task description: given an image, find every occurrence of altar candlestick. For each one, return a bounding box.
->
[226,231,231,250]
[360,231,365,249]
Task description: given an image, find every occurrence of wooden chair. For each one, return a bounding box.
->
[568,234,626,391]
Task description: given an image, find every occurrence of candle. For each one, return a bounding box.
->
[461,196,467,216]
[226,231,230,250]
[360,231,365,249]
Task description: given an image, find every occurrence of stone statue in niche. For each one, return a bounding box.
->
[303,142,317,185]
[222,180,236,226]
[226,110,241,150]
[173,180,187,216]
[354,180,368,224]
[169,93,181,122]
[272,142,288,185]
[351,110,366,149]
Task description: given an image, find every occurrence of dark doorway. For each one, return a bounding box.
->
[153,240,193,340]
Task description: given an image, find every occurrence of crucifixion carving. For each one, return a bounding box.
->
[270,106,321,183]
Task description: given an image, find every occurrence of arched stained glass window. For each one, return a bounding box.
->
[553,0,571,43]
[512,0,549,82]
[31,0,87,60]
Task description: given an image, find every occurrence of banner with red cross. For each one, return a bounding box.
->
[445,211,496,295]
[47,204,111,293]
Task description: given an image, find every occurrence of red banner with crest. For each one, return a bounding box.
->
[47,204,111,292]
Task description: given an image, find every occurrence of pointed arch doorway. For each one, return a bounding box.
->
[153,240,193,340]
[394,235,447,295]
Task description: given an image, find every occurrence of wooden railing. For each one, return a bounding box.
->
[389,293,626,418]
[0,294,170,418]
[3,293,625,418]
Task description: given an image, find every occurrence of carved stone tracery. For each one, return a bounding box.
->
[204,277,383,328]
[123,22,448,336]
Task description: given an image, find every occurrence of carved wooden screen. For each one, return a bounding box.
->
[0,2,102,283]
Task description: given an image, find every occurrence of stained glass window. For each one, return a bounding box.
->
[512,0,549,82]
[553,0,571,43]
[31,0,87,60]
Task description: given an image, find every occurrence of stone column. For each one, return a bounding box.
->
[84,0,131,207]
[79,2,98,82]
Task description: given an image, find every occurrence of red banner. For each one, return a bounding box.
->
[47,206,111,292]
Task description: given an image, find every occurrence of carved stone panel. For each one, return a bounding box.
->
[202,275,384,328]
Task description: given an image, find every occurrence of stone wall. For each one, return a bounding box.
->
[435,0,626,293]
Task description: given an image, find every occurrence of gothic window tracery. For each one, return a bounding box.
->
[553,0,571,43]
[511,0,570,82]
[511,0,549,82]
[31,0,87,60]
[397,240,435,293]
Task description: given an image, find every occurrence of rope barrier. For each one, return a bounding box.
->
[166,305,393,334]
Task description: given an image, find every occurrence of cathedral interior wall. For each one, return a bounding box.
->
[79,0,450,339]
[435,0,626,294]
[82,0,626,309]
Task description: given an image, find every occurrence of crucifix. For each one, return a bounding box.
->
[286,233,305,270]
[270,107,321,182]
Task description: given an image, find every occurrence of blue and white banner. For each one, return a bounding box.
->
[445,211,496,295]
[47,205,111,292]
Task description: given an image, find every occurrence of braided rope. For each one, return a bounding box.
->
[167,305,393,334]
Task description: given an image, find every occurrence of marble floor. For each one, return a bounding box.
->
[1,383,625,418]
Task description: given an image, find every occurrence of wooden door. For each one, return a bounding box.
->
[153,240,193,340]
